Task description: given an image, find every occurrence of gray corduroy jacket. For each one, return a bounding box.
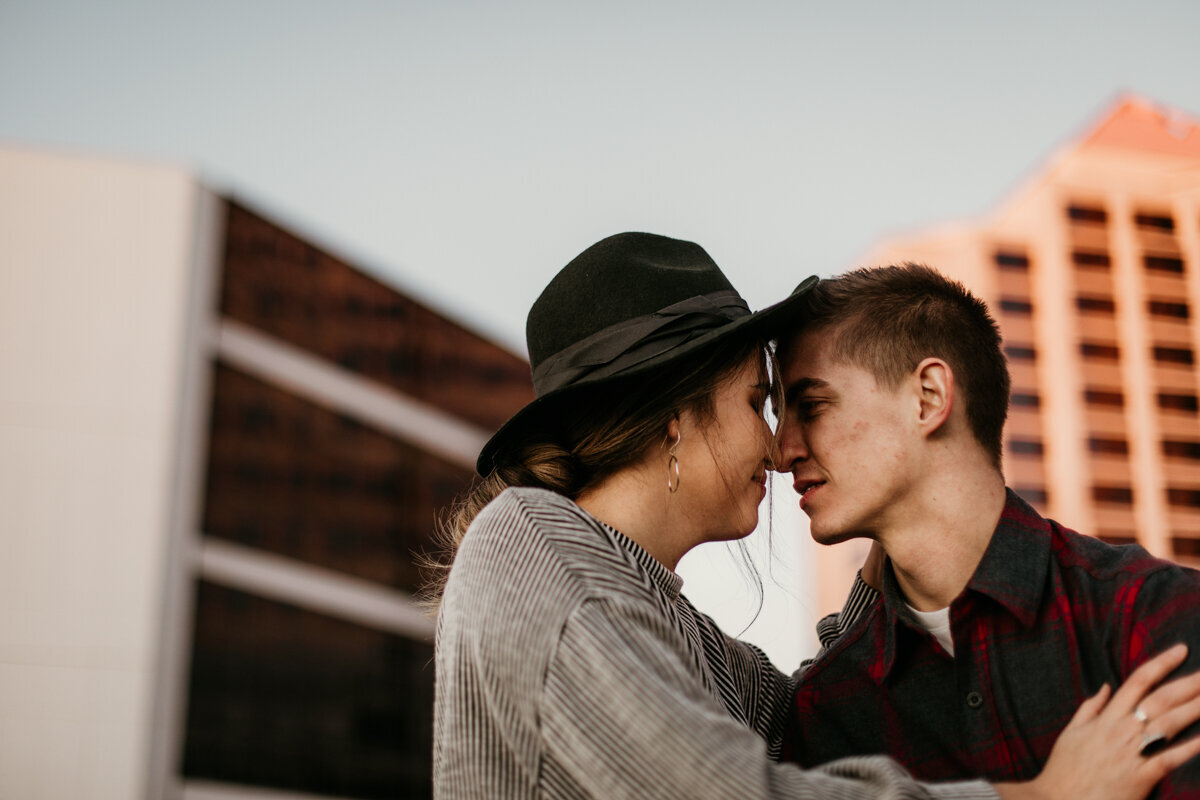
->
[433,487,996,800]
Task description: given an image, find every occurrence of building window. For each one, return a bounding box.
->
[1080,342,1121,360]
[1153,346,1195,366]
[1148,299,1190,319]
[1005,344,1038,361]
[1011,392,1041,408]
[1163,440,1200,460]
[1008,438,1044,456]
[1145,255,1185,274]
[1166,488,1200,509]
[995,251,1030,270]
[1016,487,1049,505]
[1067,205,1108,224]
[182,583,435,799]
[1072,251,1111,269]
[1134,212,1175,232]
[1174,538,1200,557]
[1088,437,1129,456]
[1093,486,1134,504]
[1159,392,1200,413]
[1085,388,1125,407]
[1075,296,1117,314]
[204,366,473,593]
[999,297,1034,314]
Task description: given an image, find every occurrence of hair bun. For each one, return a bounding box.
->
[501,443,580,497]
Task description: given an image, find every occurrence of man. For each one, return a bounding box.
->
[774,263,1200,796]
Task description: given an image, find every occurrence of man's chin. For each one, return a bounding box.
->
[813,533,858,547]
[806,520,861,547]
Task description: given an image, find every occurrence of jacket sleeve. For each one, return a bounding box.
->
[540,596,996,800]
[798,571,881,675]
[689,606,796,756]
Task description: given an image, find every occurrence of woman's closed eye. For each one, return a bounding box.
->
[751,385,771,415]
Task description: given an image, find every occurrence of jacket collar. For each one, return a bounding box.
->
[594,517,684,600]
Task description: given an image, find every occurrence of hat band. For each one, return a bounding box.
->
[531,289,750,396]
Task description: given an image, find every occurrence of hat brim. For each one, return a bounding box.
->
[475,275,818,476]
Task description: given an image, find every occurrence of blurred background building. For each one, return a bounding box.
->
[4,91,1200,800]
[812,95,1200,614]
[1,145,533,799]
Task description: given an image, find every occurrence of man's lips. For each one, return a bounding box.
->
[793,478,826,505]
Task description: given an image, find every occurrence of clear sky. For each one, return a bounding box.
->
[4,0,1199,666]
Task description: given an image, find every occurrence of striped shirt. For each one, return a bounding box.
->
[433,487,997,799]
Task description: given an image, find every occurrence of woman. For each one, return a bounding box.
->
[430,232,1200,800]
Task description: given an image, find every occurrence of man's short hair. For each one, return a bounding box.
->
[784,263,1010,467]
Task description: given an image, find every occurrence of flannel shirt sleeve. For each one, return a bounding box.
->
[542,596,996,800]
[1124,564,1200,797]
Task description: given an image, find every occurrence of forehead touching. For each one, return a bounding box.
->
[777,322,886,403]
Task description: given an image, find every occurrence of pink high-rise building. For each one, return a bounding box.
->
[814,96,1200,615]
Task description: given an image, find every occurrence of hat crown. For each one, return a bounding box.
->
[478,231,817,474]
[526,232,737,371]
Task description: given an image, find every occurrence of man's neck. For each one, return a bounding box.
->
[880,472,1008,611]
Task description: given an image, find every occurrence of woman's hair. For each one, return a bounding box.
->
[422,332,780,605]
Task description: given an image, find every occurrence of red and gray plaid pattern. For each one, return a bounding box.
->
[787,489,1200,797]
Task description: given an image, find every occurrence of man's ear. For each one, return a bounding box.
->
[913,357,953,436]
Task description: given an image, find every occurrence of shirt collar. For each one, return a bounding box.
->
[877,488,1052,681]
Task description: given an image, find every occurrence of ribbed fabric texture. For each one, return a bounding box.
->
[433,487,997,800]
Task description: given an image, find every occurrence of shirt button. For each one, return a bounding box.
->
[966,691,984,709]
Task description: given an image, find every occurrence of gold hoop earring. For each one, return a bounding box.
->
[667,432,681,493]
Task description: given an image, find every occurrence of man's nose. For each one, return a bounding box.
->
[774,418,808,473]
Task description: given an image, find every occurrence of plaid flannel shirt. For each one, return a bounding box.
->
[786,489,1200,797]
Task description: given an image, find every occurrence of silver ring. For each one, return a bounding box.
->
[1134,706,1150,725]
[1140,730,1168,756]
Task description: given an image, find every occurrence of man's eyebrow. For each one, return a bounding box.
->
[783,377,828,407]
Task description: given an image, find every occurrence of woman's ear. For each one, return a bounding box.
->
[666,414,681,445]
[914,357,953,436]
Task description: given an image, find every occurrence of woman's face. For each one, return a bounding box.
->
[674,355,777,545]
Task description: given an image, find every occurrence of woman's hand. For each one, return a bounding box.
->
[996,643,1200,800]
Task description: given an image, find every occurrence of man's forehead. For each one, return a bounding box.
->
[778,330,832,405]
[778,328,882,393]
[777,326,832,373]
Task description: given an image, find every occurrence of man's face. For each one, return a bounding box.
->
[775,327,918,544]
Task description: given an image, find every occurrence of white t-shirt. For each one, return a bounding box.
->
[905,604,954,656]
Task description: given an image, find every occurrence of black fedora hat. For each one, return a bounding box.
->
[476,232,817,475]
